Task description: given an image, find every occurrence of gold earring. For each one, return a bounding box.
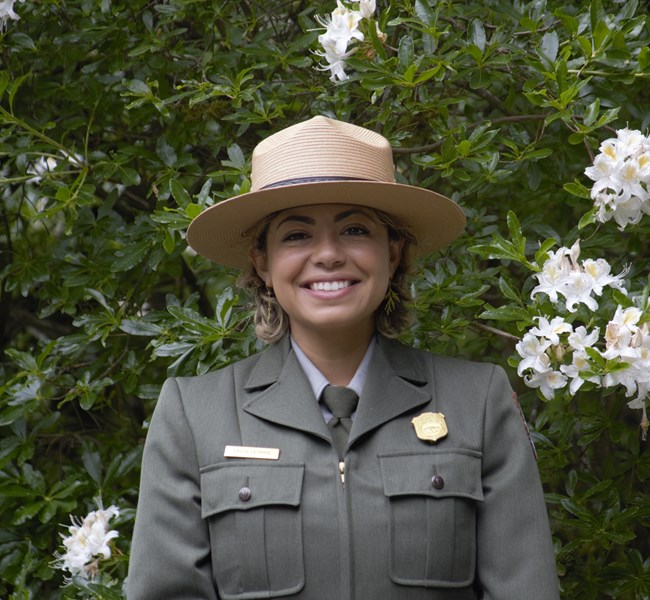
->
[384,281,399,315]
[265,287,274,322]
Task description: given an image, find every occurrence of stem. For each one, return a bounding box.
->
[0,106,72,156]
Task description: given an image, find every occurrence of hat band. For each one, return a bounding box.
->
[260,176,372,190]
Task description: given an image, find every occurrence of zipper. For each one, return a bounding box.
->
[339,460,345,484]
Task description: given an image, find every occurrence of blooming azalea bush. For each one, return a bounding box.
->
[1,0,649,598]
[514,238,649,430]
[54,502,121,586]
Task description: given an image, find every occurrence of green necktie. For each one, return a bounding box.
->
[322,385,359,457]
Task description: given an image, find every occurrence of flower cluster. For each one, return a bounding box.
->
[584,128,650,229]
[0,0,25,31]
[517,306,650,414]
[54,502,120,582]
[530,240,628,312]
[315,0,383,82]
[516,316,600,400]
[602,306,650,410]
[516,241,649,436]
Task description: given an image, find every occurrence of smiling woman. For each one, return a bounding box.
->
[127,116,560,599]
[240,204,417,344]
[249,204,402,365]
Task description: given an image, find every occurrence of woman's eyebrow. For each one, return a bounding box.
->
[335,208,373,221]
[274,215,315,229]
[274,208,373,230]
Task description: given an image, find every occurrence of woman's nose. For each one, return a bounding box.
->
[311,233,345,267]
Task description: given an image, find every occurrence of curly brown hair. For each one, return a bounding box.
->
[237,208,417,343]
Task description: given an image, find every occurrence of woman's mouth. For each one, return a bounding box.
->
[307,280,355,291]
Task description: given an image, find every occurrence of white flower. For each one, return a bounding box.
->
[567,325,600,351]
[316,36,352,81]
[0,0,25,31]
[323,3,364,54]
[315,0,381,82]
[563,270,600,312]
[530,315,572,345]
[525,368,568,400]
[560,350,600,394]
[582,258,628,296]
[54,502,120,582]
[531,240,628,312]
[515,332,552,376]
[603,305,641,359]
[358,0,376,19]
[530,247,572,303]
[585,128,650,229]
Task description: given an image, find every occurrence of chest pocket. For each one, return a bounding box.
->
[379,450,483,588]
[200,463,305,600]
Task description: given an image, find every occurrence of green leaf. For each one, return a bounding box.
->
[470,19,486,53]
[564,181,592,199]
[639,46,650,70]
[170,179,191,208]
[506,211,525,252]
[540,30,559,63]
[120,320,163,336]
[578,208,597,230]
[398,35,414,69]
[592,19,611,51]
[583,98,600,127]
[534,239,557,267]
[226,144,246,170]
[156,137,177,167]
[499,277,523,303]
[414,0,436,27]
[0,70,9,99]
[479,305,532,322]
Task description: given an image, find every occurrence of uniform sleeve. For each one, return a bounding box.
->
[127,378,218,600]
[476,365,559,599]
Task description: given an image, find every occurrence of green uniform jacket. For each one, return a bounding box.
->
[127,335,559,599]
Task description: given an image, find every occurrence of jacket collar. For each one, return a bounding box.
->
[242,335,431,446]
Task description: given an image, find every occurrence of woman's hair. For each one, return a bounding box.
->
[237,208,417,343]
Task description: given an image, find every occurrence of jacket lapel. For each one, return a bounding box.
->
[241,335,432,448]
[348,336,431,447]
[242,337,330,441]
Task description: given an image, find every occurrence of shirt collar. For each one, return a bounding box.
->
[290,335,376,399]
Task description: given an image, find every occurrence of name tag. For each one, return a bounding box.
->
[224,445,280,460]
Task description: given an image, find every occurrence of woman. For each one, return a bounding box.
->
[127,116,559,599]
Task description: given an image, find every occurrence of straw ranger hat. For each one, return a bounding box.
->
[187,116,466,268]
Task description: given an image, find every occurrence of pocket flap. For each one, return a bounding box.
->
[379,450,483,501]
[200,463,305,518]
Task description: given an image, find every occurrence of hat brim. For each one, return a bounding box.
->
[186,180,466,269]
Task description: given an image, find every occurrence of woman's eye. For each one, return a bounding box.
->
[343,226,368,236]
[282,231,309,242]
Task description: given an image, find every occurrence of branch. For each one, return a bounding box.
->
[472,322,521,343]
[393,114,548,155]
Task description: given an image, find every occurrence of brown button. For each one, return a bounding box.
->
[431,475,445,490]
[238,487,251,502]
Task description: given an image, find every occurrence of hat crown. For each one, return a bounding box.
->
[251,116,396,191]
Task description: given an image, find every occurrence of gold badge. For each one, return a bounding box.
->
[412,412,448,443]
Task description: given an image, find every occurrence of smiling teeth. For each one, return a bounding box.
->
[310,281,351,291]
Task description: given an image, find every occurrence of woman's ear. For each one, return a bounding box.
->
[249,249,271,286]
[388,238,404,277]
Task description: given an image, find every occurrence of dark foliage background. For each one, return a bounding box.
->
[1,0,649,597]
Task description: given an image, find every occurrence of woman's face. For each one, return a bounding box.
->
[252,203,403,344]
